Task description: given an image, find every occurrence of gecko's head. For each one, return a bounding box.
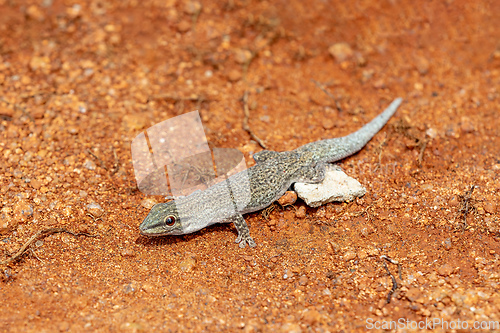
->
[139,202,184,236]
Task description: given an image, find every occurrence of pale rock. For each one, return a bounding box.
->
[294,164,366,208]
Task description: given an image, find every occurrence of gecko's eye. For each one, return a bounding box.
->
[164,216,176,227]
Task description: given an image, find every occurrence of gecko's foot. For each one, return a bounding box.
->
[235,234,256,248]
[231,214,256,248]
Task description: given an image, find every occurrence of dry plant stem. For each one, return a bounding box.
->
[0,97,35,123]
[0,228,97,266]
[261,203,276,220]
[242,90,267,149]
[311,79,342,112]
[111,148,120,175]
[417,138,429,166]
[150,93,208,102]
[87,149,108,171]
[381,255,402,304]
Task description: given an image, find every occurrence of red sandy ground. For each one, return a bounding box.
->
[1,0,499,331]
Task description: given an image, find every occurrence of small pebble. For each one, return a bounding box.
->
[227,69,242,82]
[437,263,453,276]
[280,323,301,333]
[405,287,423,302]
[321,118,334,130]
[278,191,297,206]
[0,215,15,234]
[83,159,96,170]
[357,249,368,260]
[298,275,308,286]
[259,115,270,123]
[184,0,202,14]
[26,5,45,21]
[234,49,253,64]
[122,283,137,294]
[29,56,50,72]
[122,114,147,131]
[86,202,104,217]
[295,206,306,218]
[177,20,191,33]
[142,283,155,293]
[343,250,356,262]
[373,79,386,89]
[328,42,353,62]
[302,309,322,325]
[179,256,196,272]
[58,321,70,332]
[460,116,475,133]
[484,202,496,214]
[442,238,452,250]
[484,217,497,233]
[66,4,81,19]
[120,248,134,257]
[30,179,42,190]
[141,198,158,209]
[415,55,430,74]
[426,127,438,139]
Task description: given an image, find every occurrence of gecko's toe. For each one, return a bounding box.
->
[235,235,256,248]
[247,238,256,247]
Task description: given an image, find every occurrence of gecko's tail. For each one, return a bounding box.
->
[302,97,403,163]
[295,98,403,163]
[334,97,403,160]
[349,97,402,144]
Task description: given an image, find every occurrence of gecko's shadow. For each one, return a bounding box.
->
[135,222,238,247]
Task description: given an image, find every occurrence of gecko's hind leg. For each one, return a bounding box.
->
[228,214,256,248]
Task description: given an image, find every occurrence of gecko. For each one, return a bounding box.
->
[140,98,403,248]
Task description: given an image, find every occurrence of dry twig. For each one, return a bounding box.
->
[311,79,342,112]
[87,149,108,171]
[242,90,267,149]
[1,228,97,266]
[0,97,35,123]
[381,255,402,304]
[111,148,120,175]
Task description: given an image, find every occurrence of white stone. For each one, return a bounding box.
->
[294,164,366,207]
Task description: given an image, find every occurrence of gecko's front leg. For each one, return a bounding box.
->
[227,214,256,248]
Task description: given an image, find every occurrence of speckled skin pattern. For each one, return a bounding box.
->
[140,98,402,247]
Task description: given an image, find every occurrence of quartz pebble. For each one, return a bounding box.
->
[179,255,196,272]
[141,198,158,210]
[86,202,104,217]
[343,250,356,262]
[328,42,354,62]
